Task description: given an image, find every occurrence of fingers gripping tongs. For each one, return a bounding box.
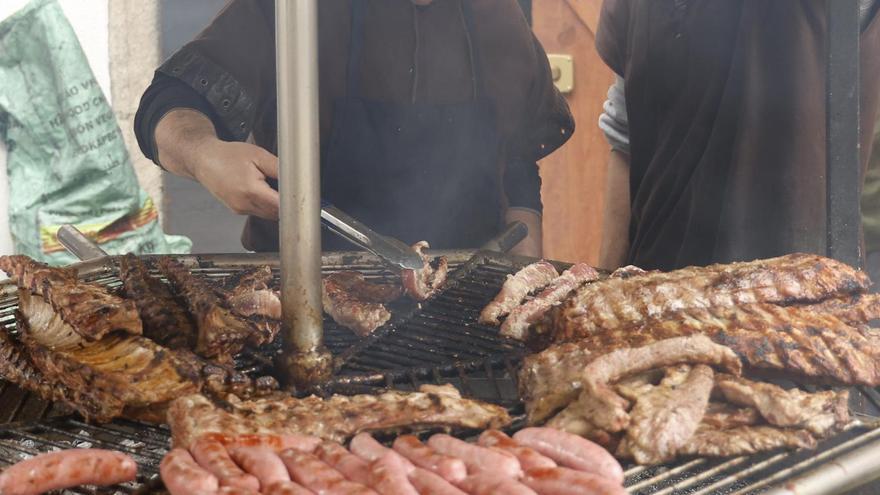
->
[321,200,424,270]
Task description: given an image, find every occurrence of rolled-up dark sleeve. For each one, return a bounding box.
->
[505,35,575,212]
[134,0,276,162]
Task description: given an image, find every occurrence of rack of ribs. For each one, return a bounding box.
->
[119,254,194,349]
[168,384,511,449]
[539,253,869,346]
[0,255,142,340]
[157,257,258,362]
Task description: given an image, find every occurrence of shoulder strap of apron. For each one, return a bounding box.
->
[458,0,486,101]
[346,0,367,98]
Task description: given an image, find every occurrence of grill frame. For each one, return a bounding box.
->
[0,251,878,494]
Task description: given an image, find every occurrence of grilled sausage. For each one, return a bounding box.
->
[0,448,137,495]
[427,434,522,478]
[478,430,557,471]
[349,433,415,472]
[191,437,261,491]
[408,467,467,495]
[368,452,420,495]
[521,467,627,495]
[456,473,538,495]
[316,442,372,485]
[160,448,219,495]
[279,448,377,494]
[199,433,320,453]
[264,480,316,495]
[393,435,467,482]
[217,487,261,495]
[229,446,290,489]
[513,428,624,483]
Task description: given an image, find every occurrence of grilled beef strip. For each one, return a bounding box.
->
[401,241,449,301]
[700,402,762,429]
[0,255,142,340]
[679,425,817,457]
[119,254,194,349]
[479,261,560,325]
[616,365,715,465]
[543,302,880,386]
[221,266,282,346]
[169,384,511,448]
[157,257,256,361]
[322,272,396,337]
[500,263,600,341]
[543,336,740,430]
[541,253,869,346]
[810,293,880,325]
[714,374,850,436]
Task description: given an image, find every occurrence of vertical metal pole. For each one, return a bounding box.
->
[275,0,332,387]
[826,0,862,268]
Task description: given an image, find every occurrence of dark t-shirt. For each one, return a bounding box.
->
[596,0,880,270]
[135,0,573,251]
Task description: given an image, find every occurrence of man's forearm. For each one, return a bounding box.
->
[598,150,631,269]
[154,108,220,181]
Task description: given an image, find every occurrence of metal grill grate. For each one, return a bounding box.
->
[0,251,878,493]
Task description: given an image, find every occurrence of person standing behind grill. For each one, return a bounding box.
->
[134,0,573,257]
[596,0,880,271]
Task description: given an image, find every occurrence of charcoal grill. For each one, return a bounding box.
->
[0,250,879,494]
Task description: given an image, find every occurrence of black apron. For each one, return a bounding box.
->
[320,0,504,250]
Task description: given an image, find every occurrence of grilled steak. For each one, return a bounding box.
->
[157,257,256,361]
[544,302,880,386]
[0,255,142,340]
[545,336,741,430]
[518,341,593,423]
[500,263,600,341]
[810,293,880,325]
[168,384,511,448]
[225,266,281,320]
[679,425,816,456]
[401,241,449,301]
[714,374,850,436]
[18,291,201,420]
[322,272,395,337]
[616,365,714,464]
[119,254,194,349]
[479,261,559,325]
[541,253,869,346]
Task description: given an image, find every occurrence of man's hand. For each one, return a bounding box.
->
[155,109,280,220]
[191,141,280,220]
[505,208,543,258]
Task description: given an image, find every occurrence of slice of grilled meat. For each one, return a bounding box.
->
[714,374,850,436]
[0,255,142,340]
[223,266,281,346]
[679,425,817,457]
[157,257,256,361]
[479,261,559,326]
[401,241,449,301]
[169,384,511,448]
[119,254,194,349]
[322,272,396,337]
[541,253,869,346]
[616,365,714,465]
[545,302,880,386]
[700,402,762,430]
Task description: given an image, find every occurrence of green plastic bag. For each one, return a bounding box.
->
[0,0,191,265]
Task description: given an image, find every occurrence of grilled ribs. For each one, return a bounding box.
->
[679,425,817,456]
[17,292,201,420]
[0,255,142,340]
[616,365,714,464]
[541,253,869,346]
[479,261,559,325]
[714,375,850,436]
[169,384,511,448]
[119,254,194,349]
[544,302,880,386]
[157,257,257,361]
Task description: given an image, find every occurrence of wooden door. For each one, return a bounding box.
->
[534,0,614,265]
